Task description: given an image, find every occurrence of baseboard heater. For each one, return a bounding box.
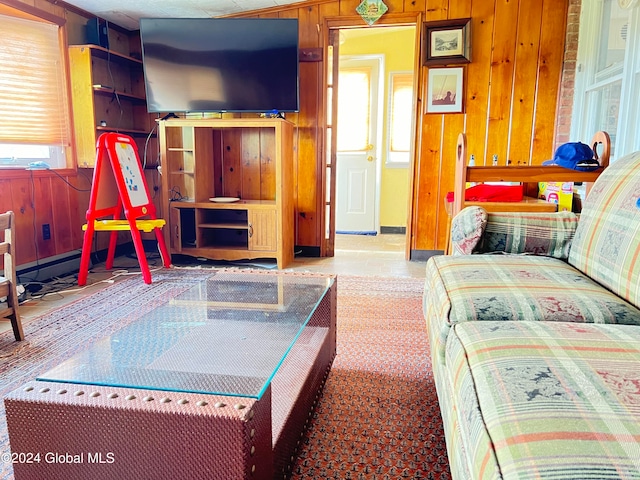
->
[15,250,86,283]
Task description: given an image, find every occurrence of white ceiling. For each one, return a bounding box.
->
[63,0,305,30]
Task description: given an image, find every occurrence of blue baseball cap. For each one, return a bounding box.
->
[542,142,599,171]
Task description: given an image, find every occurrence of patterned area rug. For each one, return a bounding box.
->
[290,276,450,479]
[0,268,450,480]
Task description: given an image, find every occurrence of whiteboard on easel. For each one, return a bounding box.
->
[113,140,150,208]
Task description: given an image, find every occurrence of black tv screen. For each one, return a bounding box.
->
[139,18,299,113]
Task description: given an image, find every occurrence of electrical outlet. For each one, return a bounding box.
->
[42,223,51,240]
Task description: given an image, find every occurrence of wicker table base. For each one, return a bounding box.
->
[5,276,336,480]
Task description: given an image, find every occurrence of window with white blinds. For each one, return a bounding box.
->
[0,12,71,168]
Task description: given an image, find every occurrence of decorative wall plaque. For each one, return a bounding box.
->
[356,0,388,26]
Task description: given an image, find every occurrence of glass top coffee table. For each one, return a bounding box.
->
[6,271,337,480]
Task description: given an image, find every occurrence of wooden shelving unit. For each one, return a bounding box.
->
[68,44,155,168]
[158,118,294,268]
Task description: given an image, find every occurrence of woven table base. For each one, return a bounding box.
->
[5,273,337,480]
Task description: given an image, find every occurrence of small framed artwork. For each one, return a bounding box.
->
[423,18,471,66]
[425,67,464,114]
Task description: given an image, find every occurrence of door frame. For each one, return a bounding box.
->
[321,12,423,259]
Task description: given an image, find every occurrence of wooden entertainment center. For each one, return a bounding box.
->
[158,118,294,268]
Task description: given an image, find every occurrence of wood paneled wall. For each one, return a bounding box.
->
[238,0,570,252]
[415,0,569,250]
[1,0,570,270]
[0,171,83,266]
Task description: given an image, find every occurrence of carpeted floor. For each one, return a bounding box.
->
[290,276,450,479]
[0,268,450,480]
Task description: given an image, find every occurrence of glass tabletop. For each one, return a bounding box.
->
[38,272,333,399]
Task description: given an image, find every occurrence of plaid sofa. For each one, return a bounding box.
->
[423,151,640,479]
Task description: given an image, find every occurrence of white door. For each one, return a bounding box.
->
[335,56,382,233]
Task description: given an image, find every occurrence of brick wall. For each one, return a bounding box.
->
[556,0,582,147]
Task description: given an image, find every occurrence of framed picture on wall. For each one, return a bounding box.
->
[422,18,471,66]
[425,67,464,114]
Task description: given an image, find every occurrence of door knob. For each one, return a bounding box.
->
[366,144,374,150]
[367,155,374,162]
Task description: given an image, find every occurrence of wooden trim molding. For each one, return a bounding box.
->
[0,0,65,25]
[0,168,78,180]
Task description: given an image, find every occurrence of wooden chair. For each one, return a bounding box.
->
[587,131,611,195]
[0,211,24,341]
[444,131,611,253]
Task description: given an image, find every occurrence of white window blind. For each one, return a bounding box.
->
[0,13,70,147]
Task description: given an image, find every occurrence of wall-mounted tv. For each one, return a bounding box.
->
[139,18,299,114]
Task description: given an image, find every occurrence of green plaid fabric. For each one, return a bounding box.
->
[424,254,640,363]
[432,349,500,480]
[477,211,579,259]
[569,151,640,310]
[446,321,640,479]
[424,151,640,479]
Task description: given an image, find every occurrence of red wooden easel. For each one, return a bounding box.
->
[78,132,171,285]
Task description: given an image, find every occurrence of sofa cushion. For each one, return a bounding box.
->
[477,211,579,259]
[446,320,640,479]
[424,254,640,362]
[569,151,640,309]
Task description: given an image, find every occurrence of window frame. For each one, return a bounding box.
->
[572,0,640,158]
[386,70,414,168]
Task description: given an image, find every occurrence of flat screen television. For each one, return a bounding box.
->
[139,18,299,114]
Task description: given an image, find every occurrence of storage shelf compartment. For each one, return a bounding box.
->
[200,228,248,249]
[179,208,196,248]
[199,209,248,227]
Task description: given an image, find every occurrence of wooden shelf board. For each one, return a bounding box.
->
[168,148,195,153]
[96,126,151,136]
[93,87,146,102]
[181,245,252,253]
[158,117,293,129]
[73,44,143,65]
[170,200,276,209]
[466,166,603,183]
[198,223,249,229]
[464,197,558,213]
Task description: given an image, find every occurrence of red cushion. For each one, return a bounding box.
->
[465,184,524,202]
[446,184,524,203]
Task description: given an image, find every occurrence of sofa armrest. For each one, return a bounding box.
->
[450,207,580,259]
[450,206,488,255]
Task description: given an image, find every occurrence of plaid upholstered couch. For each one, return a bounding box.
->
[423,151,640,479]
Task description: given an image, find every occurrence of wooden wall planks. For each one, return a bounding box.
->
[242,0,570,253]
[1,0,571,268]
